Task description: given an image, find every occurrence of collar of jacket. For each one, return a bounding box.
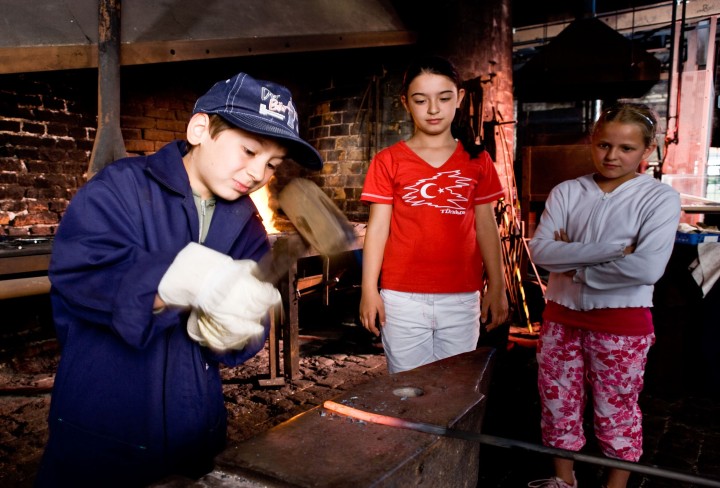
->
[144,140,193,197]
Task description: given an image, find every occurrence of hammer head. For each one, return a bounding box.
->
[277,178,357,256]
[253,178,356,284]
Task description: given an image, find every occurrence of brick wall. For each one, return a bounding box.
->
[0,59,411,236]
[0,68,215,237]
[0,71,96,236]
[299,72,412,223]
[0,69,206,237]
[1,52,520,236]
[121,88,195,156]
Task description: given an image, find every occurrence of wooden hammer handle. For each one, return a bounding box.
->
[254,234,308,284]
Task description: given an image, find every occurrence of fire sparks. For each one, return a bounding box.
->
[250,184,280,234]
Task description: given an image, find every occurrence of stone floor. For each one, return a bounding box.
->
[476,331,720,488]
[0,292,391,488]
[1,292,720,487]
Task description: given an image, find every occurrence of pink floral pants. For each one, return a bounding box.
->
[536,321,654,462]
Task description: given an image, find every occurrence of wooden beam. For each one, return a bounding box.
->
[0,31,416,75]
[88,0,126,177]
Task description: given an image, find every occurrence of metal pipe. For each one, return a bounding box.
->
[665,0,678,134]
[323,400,720,487]
[0,276,50,300]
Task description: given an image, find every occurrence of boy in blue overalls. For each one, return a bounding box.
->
[36,72,322,487]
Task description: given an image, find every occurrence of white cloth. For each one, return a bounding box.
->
[188,309,268,352]
[159,243,281,351]
[379,289,480,374]
[158,243,233,307]
[189,259,280,350]
[690,242,720,297]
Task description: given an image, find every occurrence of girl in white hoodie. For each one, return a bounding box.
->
[528,103,681,488]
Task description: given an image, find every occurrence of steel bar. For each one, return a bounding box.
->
[323,401,720,488]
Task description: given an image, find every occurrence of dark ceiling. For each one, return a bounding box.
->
[0,1,697,76]
[512,0,671,27]
[514,16,662,101]
[0,0,416,74]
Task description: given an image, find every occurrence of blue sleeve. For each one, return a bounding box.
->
[49,176,182,348]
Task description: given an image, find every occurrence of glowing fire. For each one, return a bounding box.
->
[250,184,280,234]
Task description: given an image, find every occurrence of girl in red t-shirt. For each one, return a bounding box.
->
[359,56,508,373]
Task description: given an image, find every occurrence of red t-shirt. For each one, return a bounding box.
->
[361,141,504,293]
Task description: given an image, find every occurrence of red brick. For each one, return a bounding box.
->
[143,129,176,142]
[121,115,156,130]
[0,158,23,171]
[145,107,174,120]
[26,201,48,212]
[30,225,58,235]
[125,139,155,154]
[121,128,142,140]
[22,122,45,134]
[13,211,58,226]
[0,185,25,200]
[156,119,187,132]
[7,227,31,237]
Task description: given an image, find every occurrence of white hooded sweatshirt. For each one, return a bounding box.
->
[529,173,681,311]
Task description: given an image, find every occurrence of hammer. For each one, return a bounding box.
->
[254,178,357,284]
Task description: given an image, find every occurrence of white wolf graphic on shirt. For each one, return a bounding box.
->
[402,170,471,214]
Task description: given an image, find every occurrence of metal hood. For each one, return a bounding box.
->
[0,0,415,74]
[514,17,661,102]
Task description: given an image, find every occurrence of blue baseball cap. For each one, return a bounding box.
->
[193,72,323,170]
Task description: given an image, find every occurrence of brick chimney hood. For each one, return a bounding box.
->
[0,0,415,74]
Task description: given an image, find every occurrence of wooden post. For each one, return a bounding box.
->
[284,258,301,379]
[88,0,126,178]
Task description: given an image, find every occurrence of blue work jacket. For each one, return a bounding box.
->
[36,141,271,486]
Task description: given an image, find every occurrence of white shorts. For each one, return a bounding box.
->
[380,289,481,373]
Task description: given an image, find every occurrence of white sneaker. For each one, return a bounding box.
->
[527,473,578,488]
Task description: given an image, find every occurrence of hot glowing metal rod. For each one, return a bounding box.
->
[322,400,720,487]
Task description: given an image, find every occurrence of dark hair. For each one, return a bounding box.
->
[401,56,484,158]
[401,55,461,98]
[186,114,234,152]
[593,103,658,147]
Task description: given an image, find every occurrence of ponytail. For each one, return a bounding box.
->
[452,119,485,159]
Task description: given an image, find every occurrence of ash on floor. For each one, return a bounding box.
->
[0,292,387,488]
[2,290,720,488]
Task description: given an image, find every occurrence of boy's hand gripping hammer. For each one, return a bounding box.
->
[254,178,357,284]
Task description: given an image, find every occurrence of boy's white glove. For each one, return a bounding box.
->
[158,243,281,351]
[187,259,281,351]
[158,243,232,308]
[186,306,266,352]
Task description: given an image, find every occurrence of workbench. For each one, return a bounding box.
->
[262,225,365,384]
